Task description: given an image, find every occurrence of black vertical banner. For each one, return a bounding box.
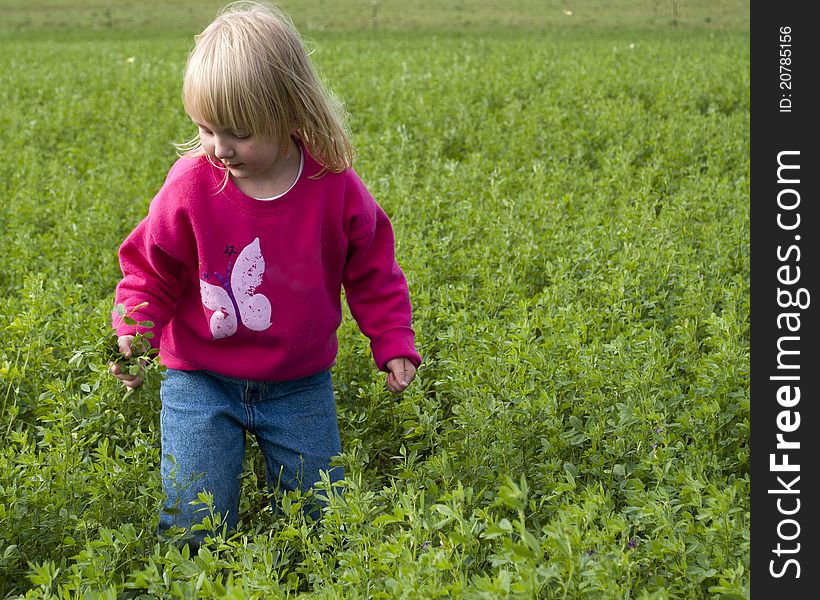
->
[751,2,818,596]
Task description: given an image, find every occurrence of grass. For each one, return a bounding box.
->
[0,2,749,598]
[0,0,750,33]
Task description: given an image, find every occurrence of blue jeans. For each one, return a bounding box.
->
[158,368,343,544]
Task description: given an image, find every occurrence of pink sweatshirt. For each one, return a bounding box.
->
[113,146,421,381]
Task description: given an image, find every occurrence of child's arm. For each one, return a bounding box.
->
[342,193,421,392]
[113,218,186,339]
[111,208,190,390]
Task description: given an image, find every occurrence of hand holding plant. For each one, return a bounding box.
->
[107,302,162,397]
[67,303,162,400]
[108,334,150,390]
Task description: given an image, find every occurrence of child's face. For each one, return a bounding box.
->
[190,114,296,190]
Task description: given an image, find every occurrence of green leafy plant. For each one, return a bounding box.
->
[68,302,164,399]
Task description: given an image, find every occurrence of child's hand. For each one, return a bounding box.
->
[108,335,147,389]
[385,357,416,394]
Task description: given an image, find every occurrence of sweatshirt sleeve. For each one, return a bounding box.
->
[341,180,421,371]
[112,218,188,348]
[112,170,196,347]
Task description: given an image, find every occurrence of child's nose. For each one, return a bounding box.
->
[214,138,234,159]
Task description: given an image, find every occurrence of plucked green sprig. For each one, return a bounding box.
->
[69,302,163,399]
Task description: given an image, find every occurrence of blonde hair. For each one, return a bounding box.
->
[178,1,353,174]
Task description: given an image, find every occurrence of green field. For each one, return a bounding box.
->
[1,0,750,32]
[1,1,749,598]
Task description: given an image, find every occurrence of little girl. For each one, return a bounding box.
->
[109,0,421,545]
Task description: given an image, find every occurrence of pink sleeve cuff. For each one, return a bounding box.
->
[370,327,422,372]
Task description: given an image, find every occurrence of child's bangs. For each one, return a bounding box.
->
[184,70,259,136]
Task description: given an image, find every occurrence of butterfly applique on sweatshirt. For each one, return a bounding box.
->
[199,237,272,339]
